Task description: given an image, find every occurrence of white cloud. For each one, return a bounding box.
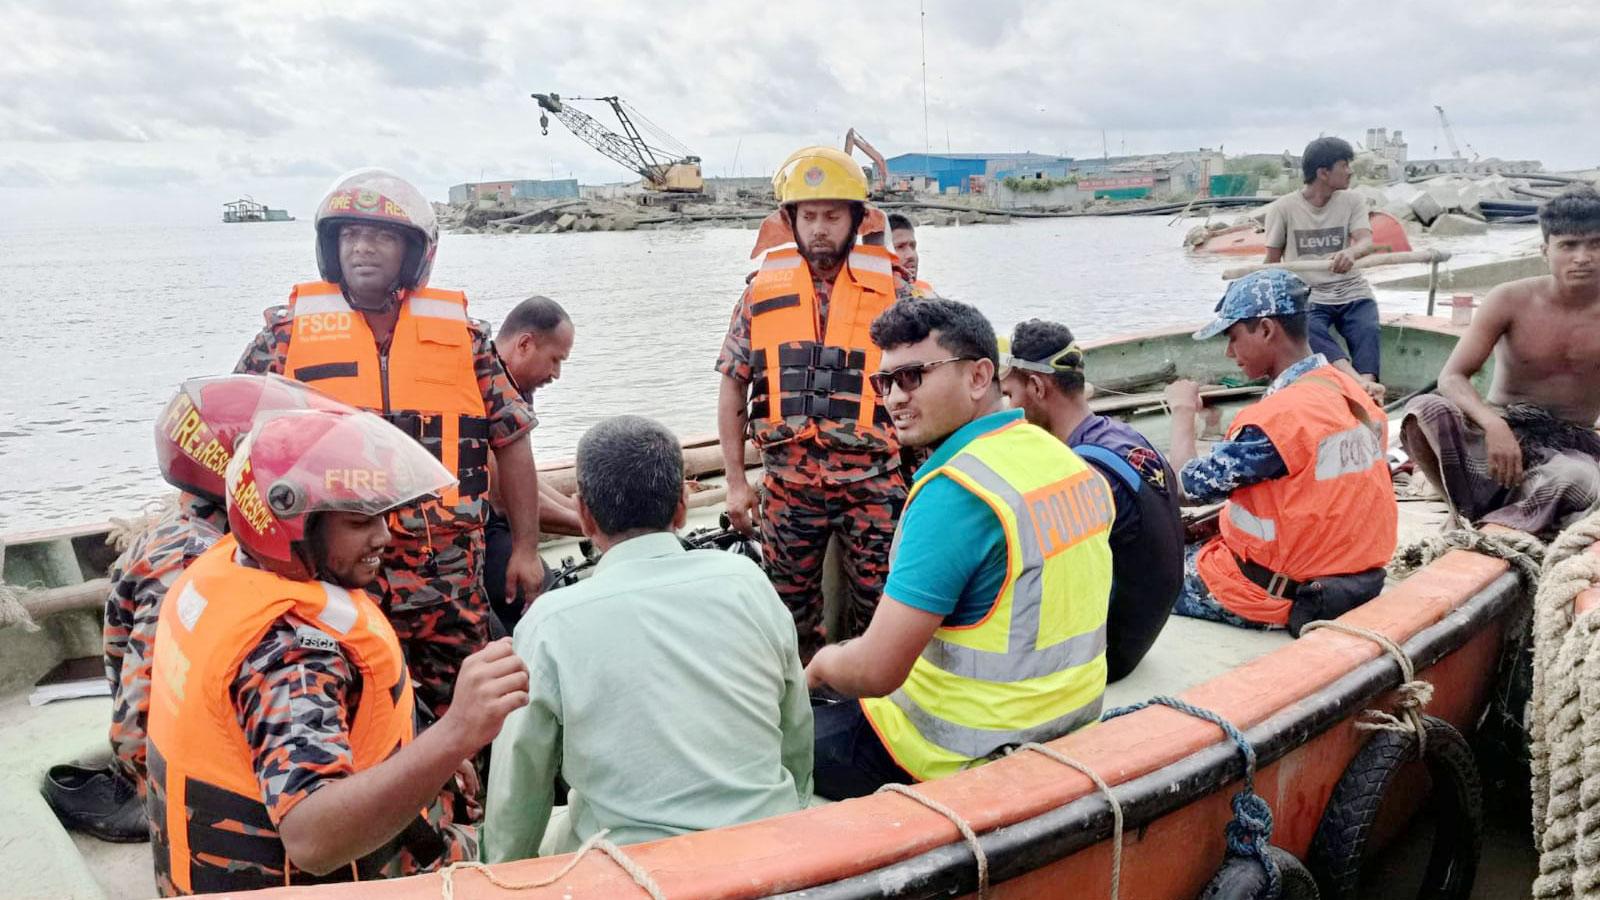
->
[0,0,1595,226]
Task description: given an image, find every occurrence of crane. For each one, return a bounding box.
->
[1433,105,1478,161]
[531,93,704,194]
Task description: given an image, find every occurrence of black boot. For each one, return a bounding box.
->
[42,763,149,843]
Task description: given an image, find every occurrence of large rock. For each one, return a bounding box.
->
[1423,180,1464,212]
[1427,212,1490,236]
[555,213,577,230]
[1410,192,1445,226]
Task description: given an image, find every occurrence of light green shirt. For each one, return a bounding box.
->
[483,531,813,862]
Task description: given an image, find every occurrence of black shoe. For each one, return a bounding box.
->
[42,763,149,843]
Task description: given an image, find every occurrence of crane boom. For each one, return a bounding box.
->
[533,92,659,182]
[1433,105,1463,160]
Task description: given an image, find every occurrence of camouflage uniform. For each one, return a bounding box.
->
[235,309,536,721]
[717,277,913,660]
[103,496,226,789]
[149,616,472,895]
[1173,352,1324,626]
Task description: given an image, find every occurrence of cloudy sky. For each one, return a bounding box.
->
[2,0,1596,227]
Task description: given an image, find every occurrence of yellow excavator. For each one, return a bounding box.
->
[843,128,913,201]
[532,92,704,195]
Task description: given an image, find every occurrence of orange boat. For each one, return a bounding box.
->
[1191,211,1413,257]
[3,315,1550,899]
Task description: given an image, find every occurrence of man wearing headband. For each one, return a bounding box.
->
[998,321,1182,681]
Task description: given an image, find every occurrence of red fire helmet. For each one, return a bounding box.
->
[154,373,354,504]
[225,409,455,579]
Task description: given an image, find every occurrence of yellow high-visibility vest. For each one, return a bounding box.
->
[863,418,1114,780]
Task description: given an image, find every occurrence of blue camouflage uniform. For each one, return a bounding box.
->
[1172,269,1323,627]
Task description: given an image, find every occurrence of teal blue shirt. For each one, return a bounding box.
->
[483,532,813,861]
[883,409,1022,625]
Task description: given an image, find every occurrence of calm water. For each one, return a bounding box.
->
[0,215,1536,533]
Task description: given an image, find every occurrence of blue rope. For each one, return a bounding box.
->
[1103,695,1282,900]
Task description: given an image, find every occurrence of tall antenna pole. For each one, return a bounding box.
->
[920,0,931,177]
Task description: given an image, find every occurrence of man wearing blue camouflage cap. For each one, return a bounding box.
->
[1160,269,1397,634]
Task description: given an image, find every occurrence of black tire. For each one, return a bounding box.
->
[1198,844,1320,899]
[1307,715,1482,900]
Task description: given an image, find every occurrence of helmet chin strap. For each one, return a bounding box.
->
[343,285,401,313]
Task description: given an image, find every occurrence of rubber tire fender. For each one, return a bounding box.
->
[1197,844,1320,899]
[1306,714,1482,900]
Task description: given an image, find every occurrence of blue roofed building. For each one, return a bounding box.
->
[883,152,1067,194]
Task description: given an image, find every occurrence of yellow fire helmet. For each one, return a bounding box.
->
[772,146,869,204]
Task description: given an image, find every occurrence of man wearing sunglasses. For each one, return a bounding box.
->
[998,321,1183,682]
[716,147,913,661]
[805,299,1113,796]
[1163,269,1396,634]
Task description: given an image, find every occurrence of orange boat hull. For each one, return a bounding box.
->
[1193,210,1413,256]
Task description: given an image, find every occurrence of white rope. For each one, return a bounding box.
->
[437,828,666,900]
[1525,509,1600,899]
[1301,620,1434,755]
[1014,742,1124,900]
[0,584,39,632]
[877,783,988,899]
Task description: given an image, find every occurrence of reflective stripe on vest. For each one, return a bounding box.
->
[147,536,415,894]
[745,245,899,449]
[863,420,1113,780]
[281,282,489,527]
[1196,365,1397,625]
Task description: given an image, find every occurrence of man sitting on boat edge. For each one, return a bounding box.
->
[805,299,1113,797]
[145,410,527,895]
[1400,185,1600,537]
[1164,269,1397,634]
[45,374,343,844]
[998,320,1183,682]
[484,415,812,861]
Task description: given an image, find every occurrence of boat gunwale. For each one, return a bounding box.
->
[774,563,1522,899]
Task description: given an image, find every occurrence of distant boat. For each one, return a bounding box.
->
[1189,209,1412,256]
[222,197,294,223]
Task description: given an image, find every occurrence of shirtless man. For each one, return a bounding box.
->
[1401,185,1600,535]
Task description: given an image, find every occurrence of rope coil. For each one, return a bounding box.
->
[437,828,666,900]
[1102,696,1279,900]
[875,783,989,899]
[1301,620,1435,756]
[1012,742,1124,900]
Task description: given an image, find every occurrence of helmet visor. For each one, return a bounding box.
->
[234,410,457,520]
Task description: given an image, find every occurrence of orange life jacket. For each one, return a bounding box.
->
[146,535,418,895]
[280,281,489,532]
[746,244,899,451]
[911,279,935,297]
[1195,365,1397,625]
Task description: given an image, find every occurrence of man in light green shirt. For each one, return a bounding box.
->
[484,415,813,862]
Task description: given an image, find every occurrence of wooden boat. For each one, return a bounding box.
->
[1189,210,1413,257]
[0,314,1563,899]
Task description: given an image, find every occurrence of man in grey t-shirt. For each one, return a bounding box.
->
[1264,137,1385,402]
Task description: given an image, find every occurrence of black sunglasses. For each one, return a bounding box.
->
[869,356,977,396]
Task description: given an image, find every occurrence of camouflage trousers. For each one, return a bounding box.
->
[377,527,490,723]
[761,469,906,661]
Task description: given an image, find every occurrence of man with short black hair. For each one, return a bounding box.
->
[999,319,1182,681]
[485,415,812,860]
[806,299,1112,797]
[1264,137,1385,403]
[485,295,581,632]
[1165,269,1396,633]
[1401,185,1600,535]
[886,213,934,296]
